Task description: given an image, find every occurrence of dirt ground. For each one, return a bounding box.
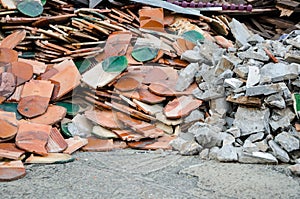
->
[1,149,300,199]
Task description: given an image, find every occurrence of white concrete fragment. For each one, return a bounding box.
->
[268,140,290,163]
[275,132,300,152]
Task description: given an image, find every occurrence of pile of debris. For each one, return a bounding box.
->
[0,0,299,181]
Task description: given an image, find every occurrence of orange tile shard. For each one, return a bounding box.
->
[0,111,18,141]
[48,59,81,100]
[17,80,54,118]
[164,95,203,119]
[82,137,127,152]
[0,30,26,49]
[0,160,26,182]
[0,143,25,160]
[46,128,68,153]
[15,122,52,155]
[139,8,164,32]
[30,105,67,125]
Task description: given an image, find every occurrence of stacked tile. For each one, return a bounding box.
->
[170,18,300,173]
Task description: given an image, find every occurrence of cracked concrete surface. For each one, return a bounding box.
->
[1,149,300,199]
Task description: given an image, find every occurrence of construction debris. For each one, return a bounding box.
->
[0,0,299,181]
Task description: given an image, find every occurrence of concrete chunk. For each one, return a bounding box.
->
[224,78,243,89]
[217,145,238,162]
[233,107,270,136]
[264,94,286,109]
[238,151,278,164]
[246,66,260,87]
[275,132,300,152]
[170,137,202,156]
[260,63,298,83]
[175,63,200,92]
[246,83,281,96]
[268,140,290,163]
[229,18,252,47]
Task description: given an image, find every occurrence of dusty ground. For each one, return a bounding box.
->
[1,149,300,199]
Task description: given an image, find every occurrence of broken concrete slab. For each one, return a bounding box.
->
[260,62,298,83]
[224,78,243,89]
[238,151,278,164]
[245,83,281,96]
[190,123,222,148]
[243,140,259,153]
[264,94,286,109]
[170,137,202,155]
[229,18,252,47]
[268,140,290,163]
[233,106,270,136]
[274,132,299,152]
[246,66,260,88]
[175,63,200,92]
[217,145,238,162]
[184,109,204,124]
[246,132,265,143]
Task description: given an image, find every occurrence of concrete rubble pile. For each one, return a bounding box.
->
[0,0,300,181]
[171,19,300,176]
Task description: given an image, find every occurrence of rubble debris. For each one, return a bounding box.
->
[0,0,299,181]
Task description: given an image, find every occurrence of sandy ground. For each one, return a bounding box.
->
[1,149,300,199]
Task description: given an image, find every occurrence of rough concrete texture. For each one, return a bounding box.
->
[1,150,300,199]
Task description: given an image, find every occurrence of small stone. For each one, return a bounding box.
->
[184,109,205,123]
[226,127,241,138]
[233,106,270,136]
[238,48,269,61]
[275,132,300,152]
[264,94,286,109]
[199,148,209,160]
[255,139,269,152]
[238,151,278,164]
[170,137,202,156]
[209,146,220,160]
[288,164,300,176]
[243,140,259,153]
[268,140,290,163]
[217,145,238,162]
[246,132,265,142]
[221,133,235,146]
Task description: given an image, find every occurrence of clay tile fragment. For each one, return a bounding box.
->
[18,58,47,75]
[15,122,52,155]
[30,105,67,125]
[96,31,132,61]
[46,128,68,153]
[164,95,203,119]
[25,153,74,164]
[17,80,54,118]
[116,112,164,138]
[0,160,26,182]
[127,135,175,150]
[0,30,26,49]
[0,143,25,160]
[82,137,127,152]
[149,81,197,97]
[0,48,18,63]
[142,68,168,84]
[0,72,16,103]
[63,136,88,154]
[112,129,145,141]
[85,110,120,129]
[48,59,81,100]
[139,7,164,32]
[8,61,33,85]
[0,111,18,141]
[114,76,140,92]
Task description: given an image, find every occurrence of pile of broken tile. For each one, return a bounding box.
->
[0,0,300,181]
